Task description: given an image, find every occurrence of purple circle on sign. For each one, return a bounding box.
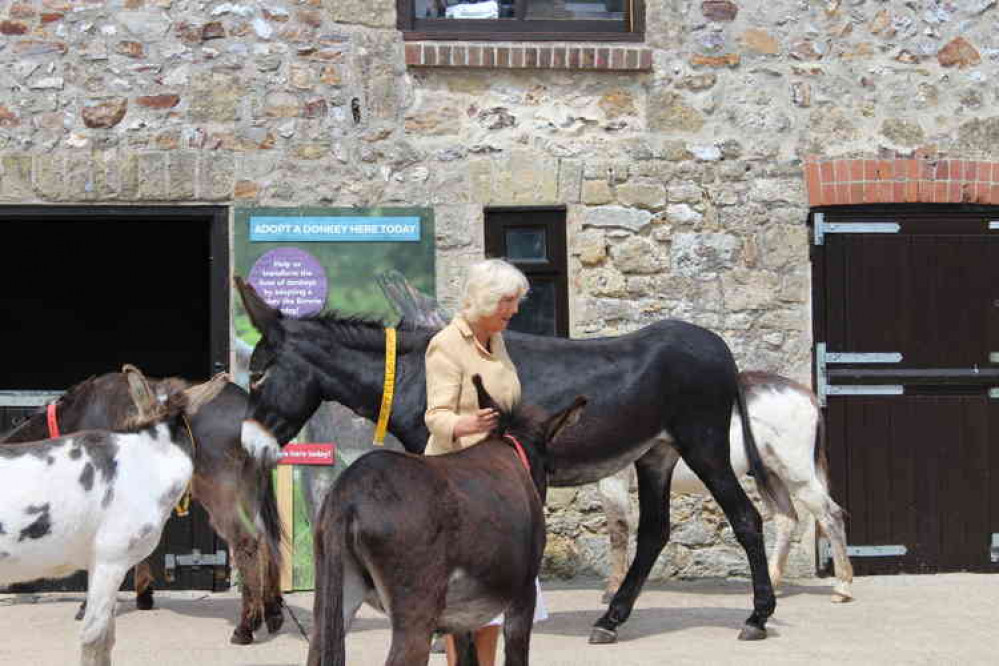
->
[248,248,328,317]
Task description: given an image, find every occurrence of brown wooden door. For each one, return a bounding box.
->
[813,206,999,574]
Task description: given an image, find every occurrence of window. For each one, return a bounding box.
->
[485,207,569,337]
[399,0,645,42]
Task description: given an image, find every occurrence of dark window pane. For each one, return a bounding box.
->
[506,228,547,262]
[526,0,624,20]
[510,280,556,336]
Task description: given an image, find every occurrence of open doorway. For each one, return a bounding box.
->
[0,205,229,391]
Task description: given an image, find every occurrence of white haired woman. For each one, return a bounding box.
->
[424,257,547,666]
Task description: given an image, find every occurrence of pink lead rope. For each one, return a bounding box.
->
[46,403,60,438]
[503,433,531,473]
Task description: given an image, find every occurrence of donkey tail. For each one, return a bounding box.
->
[734,383,795,517]
[258,466,285,575]
[309,504,347,666]
[812,404,832,490]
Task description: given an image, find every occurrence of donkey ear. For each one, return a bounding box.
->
[122,364,161,421]
[183,372,230,415]
[234,275,282,337]
[544,395,587,445]
[471,374,502,414]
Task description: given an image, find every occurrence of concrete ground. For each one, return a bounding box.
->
[2,573,996,665]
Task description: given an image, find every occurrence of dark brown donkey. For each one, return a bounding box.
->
[308,376,585,666]
[0,371,284,645]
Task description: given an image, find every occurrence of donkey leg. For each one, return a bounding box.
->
[763,477,798,590]
[795,481,853,602]
[597,469,633,604]
[681,431,775,641]
[385,627,434,666]
[230,538,264,645]
[590,443,678,645]
[80,562,129,666]
[261,539,285,634]
[134,559,156,610]
[502,582,538,666]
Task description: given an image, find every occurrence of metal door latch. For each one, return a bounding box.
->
[816,343,904,406]
[164,549,228,582]
[819,540,907,565]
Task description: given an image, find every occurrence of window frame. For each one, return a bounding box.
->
[485,206,569,338]
[398,0,645,42]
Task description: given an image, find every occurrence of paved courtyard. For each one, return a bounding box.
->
[2,573,997,665]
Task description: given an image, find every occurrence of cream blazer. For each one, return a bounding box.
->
[424,315,521,455]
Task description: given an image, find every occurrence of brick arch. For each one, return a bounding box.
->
[804,157,999,206]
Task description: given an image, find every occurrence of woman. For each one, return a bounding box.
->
[424,257,544,666]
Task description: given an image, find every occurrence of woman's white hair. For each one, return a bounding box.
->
[460,258,530,322]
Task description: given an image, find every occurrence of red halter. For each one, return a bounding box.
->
[503,434,531,473]
[46,403,60,438]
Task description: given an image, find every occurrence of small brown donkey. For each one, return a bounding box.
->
[307,376,586,666]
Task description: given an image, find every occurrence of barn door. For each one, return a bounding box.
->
[812,208,999,574]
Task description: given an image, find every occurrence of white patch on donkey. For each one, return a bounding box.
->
[241,419,280,464]
[0,367,224,666]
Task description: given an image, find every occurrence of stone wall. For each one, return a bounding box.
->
[3,0,999,583]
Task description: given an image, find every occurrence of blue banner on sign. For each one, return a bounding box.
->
[250,216,421,242]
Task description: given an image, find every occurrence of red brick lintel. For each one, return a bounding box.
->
[805,157,999,206]
[405,42,653,72]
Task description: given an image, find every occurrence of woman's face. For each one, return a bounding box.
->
[479,292,521,335]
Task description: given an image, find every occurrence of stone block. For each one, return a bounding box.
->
[670,232,740,278]
[583,205,653,232]
[137,152,167,200]
[434,204,479,250]
[609,236,667,274]
[0,154,32,200]
[169,151,197,200]
[33,152,65,201]
[615,181,666,210]
[557,159,582,204]
[200,152,234,200]
[581,179,613,205]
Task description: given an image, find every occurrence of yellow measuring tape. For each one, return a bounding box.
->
[373,327,397,446]
[175,414,196,517]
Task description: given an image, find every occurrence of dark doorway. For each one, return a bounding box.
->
[0,205,231,592]
[0,206,229,389]
[811,204,999,575]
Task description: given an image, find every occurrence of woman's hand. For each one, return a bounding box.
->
[452,408,499,439]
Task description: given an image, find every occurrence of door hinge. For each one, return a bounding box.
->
[846,544,907,557]
[819,540,907,564]
[164,549,228,583]
[813,212,901,245]
[991,534,999,563]
[816,343,904,406]
[989,221,999,231]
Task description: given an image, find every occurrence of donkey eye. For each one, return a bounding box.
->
[250,369,267,389]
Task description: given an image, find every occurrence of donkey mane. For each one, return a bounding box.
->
[300,309,436,354]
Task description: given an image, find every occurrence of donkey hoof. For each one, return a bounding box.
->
[74,602,86,621]
[230,628,254,645]
[136,590,155,611]
[265,611,284,634]
[589,627,618,644]
[831,591,854,604]
[737,624,767,641]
